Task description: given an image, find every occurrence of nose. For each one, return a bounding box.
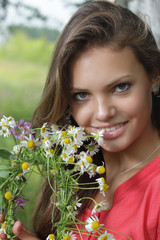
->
[95,97,116,121]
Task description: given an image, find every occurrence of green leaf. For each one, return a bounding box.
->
[0,149,13,160]
[0,164,11,178]
[0,191,2,207]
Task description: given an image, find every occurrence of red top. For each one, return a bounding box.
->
[76,156,160,240]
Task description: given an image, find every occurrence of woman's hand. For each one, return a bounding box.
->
[0,214,40,240]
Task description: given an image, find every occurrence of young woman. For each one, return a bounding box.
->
[1,0,160,239]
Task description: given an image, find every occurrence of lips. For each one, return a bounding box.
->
[92,121,128,140]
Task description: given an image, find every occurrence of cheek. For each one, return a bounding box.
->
[122,91,152,119]
[71,104,92,127]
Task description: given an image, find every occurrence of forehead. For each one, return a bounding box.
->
[70,46,148,87]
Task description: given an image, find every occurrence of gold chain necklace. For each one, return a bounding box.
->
[118,144,160,176]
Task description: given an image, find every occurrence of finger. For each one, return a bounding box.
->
[13,221,39,240]
[0,232,7,240]
[0,214,4,223]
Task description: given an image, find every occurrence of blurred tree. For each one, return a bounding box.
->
[0,0,47,22]
[9,25,59,42]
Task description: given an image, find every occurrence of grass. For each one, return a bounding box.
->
[0,58,48,121]
[0,57,50,230]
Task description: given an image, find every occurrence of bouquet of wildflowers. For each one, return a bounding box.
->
[0,115,132,240]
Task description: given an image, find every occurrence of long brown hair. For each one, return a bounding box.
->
[32,1,160,239]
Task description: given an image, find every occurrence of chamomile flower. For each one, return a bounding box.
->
[22,162,30,174]
[86,140,100,156]
[4,191,13,201]
[96,177,109,196]
[98,231,116,240]
[21,134,38,149]
[63,231,77,240]
[91,129,104,145]
[45,148,54,158]
[46,234,55,240]
[0,115,16,129]
[42,138,52,150]
[61,137,72,146]
[68,126,85,146]
[92,201,109,214]
[85,215,104,232]
[16,173,24,181]
[0,127,10,137]
[0,222,7,234]
[74,199,82,211]
[12,145,20,155]
[96,165,106,175]
[41,123,50,138]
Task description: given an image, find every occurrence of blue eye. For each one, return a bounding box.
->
[114,83,131,93]
[73,92,88,101]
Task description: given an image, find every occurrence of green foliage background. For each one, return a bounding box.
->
[0,31,55,230]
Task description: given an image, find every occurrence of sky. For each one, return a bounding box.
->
[5,0,83,30]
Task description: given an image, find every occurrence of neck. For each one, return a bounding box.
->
[102,127,160,180]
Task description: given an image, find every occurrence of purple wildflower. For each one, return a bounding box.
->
[14,196,28,210]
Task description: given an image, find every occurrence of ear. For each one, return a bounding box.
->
[151,75,160,96]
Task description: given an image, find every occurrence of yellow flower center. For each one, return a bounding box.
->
[11,160,16,167]
[5,191,12,201]
[86,156,93,164]
[102,177,105,183]
[75,133,77,138]
[98,166,106,174]
[27,140,35,148]
[2,223,7,229]
[63,235,71,240]
[62,153,67,158]
[68,156,75,163]
[101,236,108,240]
[50,169,56,174]
[42,138,49,143]
[48,234,55,239]
[22,162,29,170]
[61,131,67,137]
[50,149,54,154]
[3,129,7,133]
[17,173,23,178]
[102,184,109,192]
[92,220,100,230]
[73,144,77,151]
[2,122,7,127]
[41,127,46,133]
[92,164,97,171]
[81,161,85,167]
[64,138,71,144]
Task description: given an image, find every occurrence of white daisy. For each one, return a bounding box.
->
[0,127,10,137]
[98,231,116,240]
[21,134,39,149]
[96,177,109,196]
[0,115,16,129]
[91,129,104,145]
[0,222,7,235]
[46,234,55,240]
[92,201,109,214]
[68,126,85,146]
[42,138,52,150]
[12,144,20,155]
[63,231,77,240]
[85,215,104,232]
[41,123,50,138]
[45,148,54,158]
[86,141,100,156]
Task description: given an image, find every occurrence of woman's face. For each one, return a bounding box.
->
[70,47,154,152]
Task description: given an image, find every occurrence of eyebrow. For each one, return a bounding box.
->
[70,74,133,91]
